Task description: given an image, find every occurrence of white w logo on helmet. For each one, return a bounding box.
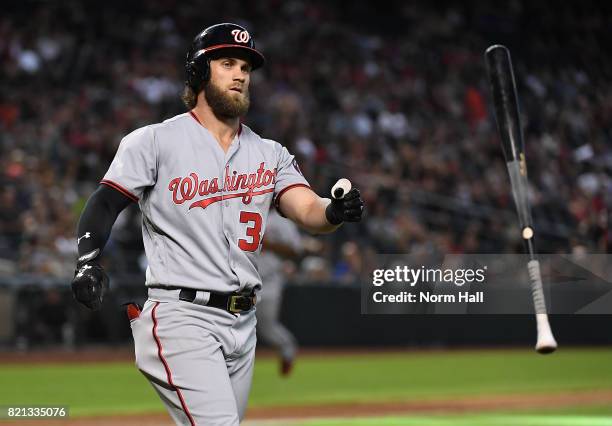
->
[231,29,250,43]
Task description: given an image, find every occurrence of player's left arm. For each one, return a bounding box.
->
[272,143,363,233]
[278,185,364,234]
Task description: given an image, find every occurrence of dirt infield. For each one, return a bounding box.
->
[3,390,612,425]
[248,390,612,418]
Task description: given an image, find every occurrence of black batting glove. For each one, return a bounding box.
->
[325,188,365,225]
[71,250,109,310]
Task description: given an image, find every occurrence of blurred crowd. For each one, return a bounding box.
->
[1,0,610,285]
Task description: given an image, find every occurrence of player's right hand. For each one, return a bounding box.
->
[71,253,109,310]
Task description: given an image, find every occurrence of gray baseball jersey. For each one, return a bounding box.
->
[102,111,309,294]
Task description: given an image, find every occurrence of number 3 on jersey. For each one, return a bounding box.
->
[238,211,262,252]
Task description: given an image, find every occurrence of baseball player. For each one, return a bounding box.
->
[70,23,364,426]
[257,207,302,377]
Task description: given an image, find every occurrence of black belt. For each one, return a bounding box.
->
[179,289,256,314]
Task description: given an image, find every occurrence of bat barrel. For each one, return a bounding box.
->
[486,44,534,231]
[485,45,524,163]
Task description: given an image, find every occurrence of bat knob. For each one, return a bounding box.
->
[331,178,351,199]
[536,345,557,355]
[535,313,558,355]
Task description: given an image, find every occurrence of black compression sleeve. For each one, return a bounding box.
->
[76,184,133,259]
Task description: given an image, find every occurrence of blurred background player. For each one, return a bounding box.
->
[257,207,302,376]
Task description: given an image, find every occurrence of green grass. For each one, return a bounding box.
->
[249,348,612,406]
[247,407,612,426]
[0,363,159,416]
[0,348,611,418]
[289,413,612,426]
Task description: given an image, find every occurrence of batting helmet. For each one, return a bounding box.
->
[185,23,265,91]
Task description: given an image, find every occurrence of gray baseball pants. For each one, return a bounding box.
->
[130,288,257,425]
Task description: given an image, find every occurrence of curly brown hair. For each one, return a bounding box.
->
[181,85,198,109]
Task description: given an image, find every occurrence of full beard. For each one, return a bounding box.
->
[204,80,250,119]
